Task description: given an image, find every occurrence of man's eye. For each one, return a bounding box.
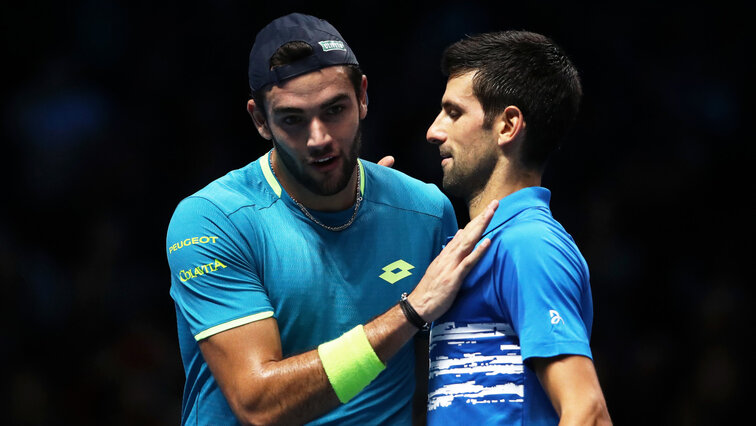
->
[447,109,461,119]
[326,105,345,115]
[282,116,303,125]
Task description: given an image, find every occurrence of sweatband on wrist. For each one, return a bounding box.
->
[317,324,386,403]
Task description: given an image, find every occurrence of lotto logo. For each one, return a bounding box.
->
[379,260,414,284]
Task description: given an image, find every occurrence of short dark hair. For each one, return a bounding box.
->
[441,31,582,170]
[252,41,363,115]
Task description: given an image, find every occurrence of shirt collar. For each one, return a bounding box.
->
[259,150,366,198]
[482,186,551,237]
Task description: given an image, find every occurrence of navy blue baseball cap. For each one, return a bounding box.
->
[248,13,359,93]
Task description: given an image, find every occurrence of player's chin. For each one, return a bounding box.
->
[441,174,465,197]
[326,173,356,196]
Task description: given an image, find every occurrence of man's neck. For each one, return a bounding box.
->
[271,150,358,212]
[467,163,541,219]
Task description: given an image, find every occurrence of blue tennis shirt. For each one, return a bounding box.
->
[167,151,458,425]
[427,187,593,425]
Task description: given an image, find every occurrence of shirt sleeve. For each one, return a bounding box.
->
[495,229,593,361]
[166,196,274,341]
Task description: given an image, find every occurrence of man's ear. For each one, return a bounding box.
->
[358,75,368,119]
[247,99,272,140]
[494,105,525,147]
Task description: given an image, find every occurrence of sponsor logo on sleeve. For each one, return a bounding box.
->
[169,236,219,254]
[549,310,564,325]
[178,259,227,282]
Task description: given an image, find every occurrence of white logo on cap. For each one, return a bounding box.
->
[319,40,346,52]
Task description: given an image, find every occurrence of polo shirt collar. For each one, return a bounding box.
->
[482,186,551,237]
[259,150,366,199]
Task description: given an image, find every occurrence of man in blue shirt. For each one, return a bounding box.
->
[166,13,497,425]
[425,31,612,424]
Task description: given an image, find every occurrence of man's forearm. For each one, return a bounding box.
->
[364,304,419,362]
[231,350,339,425]
[557,395,612,426]
[225,305,419,425]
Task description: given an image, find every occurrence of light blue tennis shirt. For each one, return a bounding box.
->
[427,187,593,425]
[166,151,457,425]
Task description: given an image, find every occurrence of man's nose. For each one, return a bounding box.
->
[426,112,446,145]
[307,118,333,149]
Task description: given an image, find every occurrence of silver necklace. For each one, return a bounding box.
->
[269,153,362,232]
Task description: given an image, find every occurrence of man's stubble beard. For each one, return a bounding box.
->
[272,123,362,197]
[442,145,498,205]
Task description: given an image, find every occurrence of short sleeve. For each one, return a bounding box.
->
[166,196,273,341]
[496,232,593,361]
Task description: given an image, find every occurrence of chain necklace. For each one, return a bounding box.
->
[269,153,362,232]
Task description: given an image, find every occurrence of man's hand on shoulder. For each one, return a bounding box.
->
[408,199,498,323]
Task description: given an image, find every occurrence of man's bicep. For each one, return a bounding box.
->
[199,318,284,408]
[531,355,606,419]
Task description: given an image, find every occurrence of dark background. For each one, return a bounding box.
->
[2,1,751,424]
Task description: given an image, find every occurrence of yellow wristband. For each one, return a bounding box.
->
[317,325,386,403]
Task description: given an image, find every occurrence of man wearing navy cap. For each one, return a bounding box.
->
[425,31,612,424]
[166,13,497,425]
